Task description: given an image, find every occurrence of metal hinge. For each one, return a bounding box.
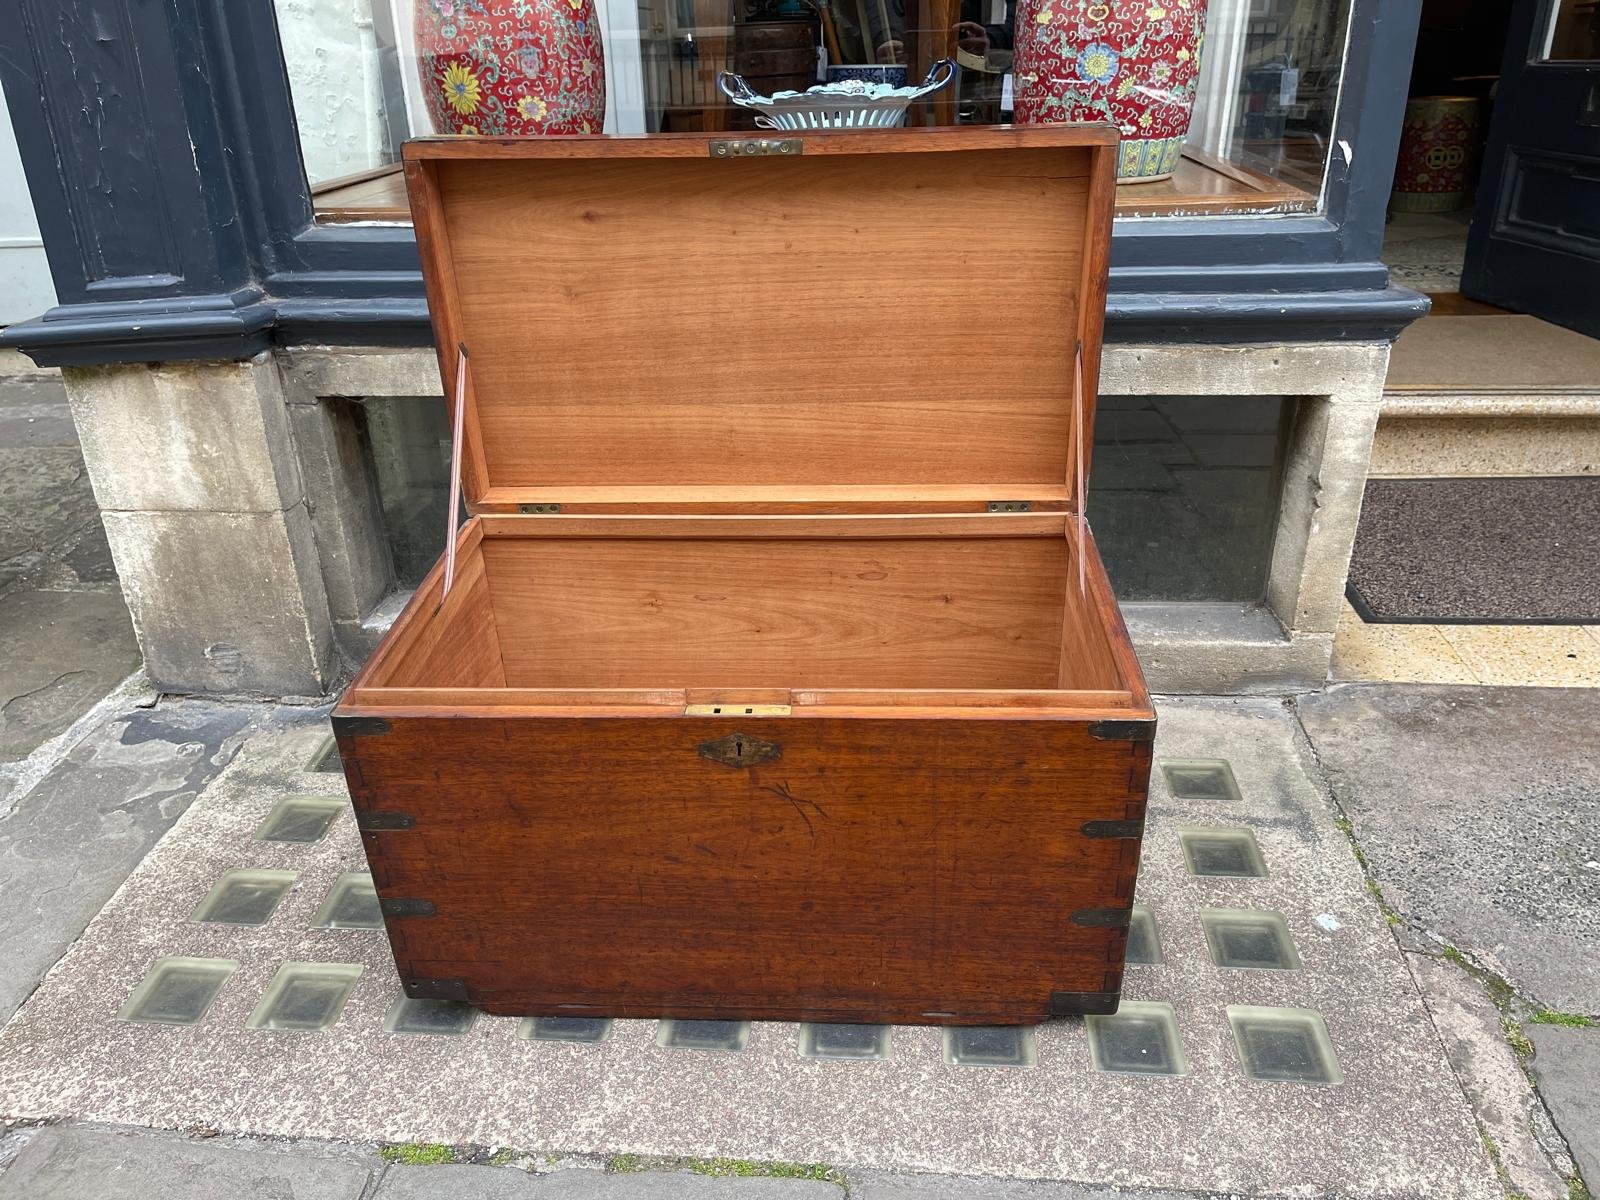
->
[380,897,437,918]
[1088,719,1157,742]
[405,977,469,1002]
[517,503,562,514]
[986,500,1033,513]
[685,703,791,717]
[710,137,802,157]
[356,810,416,831]
[1081,818,1146,839]
[1070,906,1133,928]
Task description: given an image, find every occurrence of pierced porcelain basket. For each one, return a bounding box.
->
[717,60,957,130]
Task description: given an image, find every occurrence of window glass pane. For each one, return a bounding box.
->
[1540,0,1600,60]
[286,0,1354,220]
[1088,395,1292,602]
[361,397,450,588]
[273,0,410,186]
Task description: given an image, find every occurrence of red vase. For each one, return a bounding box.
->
[1390,96,1482,213]
[1012,0,1207,182]
[415,0,607,136]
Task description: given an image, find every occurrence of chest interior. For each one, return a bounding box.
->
[347,129,1146,717]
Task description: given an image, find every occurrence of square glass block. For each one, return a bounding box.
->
[943,1026,1037,1068]
[118,957,238,1025]
[384,995,478,1036]
[255,795,344,844]
[1086,1001,1190,1076]
[1177,827,1268,878]
[1125,904,1164,965]
[655,1019,750,1052]
[191,869,297,926]
[519,1015,614,1044]
[1227,1006,1343,1084]
[308,735,343,774]
[1201,908,1301,970]
[247,962,364,1031]
[1160,759,1242,803]
[798,1023,892,1061]
[312,873,382,929]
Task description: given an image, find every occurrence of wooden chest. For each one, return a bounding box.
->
[333,126,1155,1025]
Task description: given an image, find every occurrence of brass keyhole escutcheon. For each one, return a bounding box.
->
[698,731,782,769]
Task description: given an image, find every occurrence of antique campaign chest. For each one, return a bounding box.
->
[333,126,1155,1025]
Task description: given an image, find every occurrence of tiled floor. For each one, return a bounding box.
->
[0,701,1498,1197]
[1332,600,1600,686]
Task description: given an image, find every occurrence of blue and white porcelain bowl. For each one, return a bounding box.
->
[825,64,910,87]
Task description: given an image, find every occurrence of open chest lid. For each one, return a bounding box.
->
[404,126,1119,515]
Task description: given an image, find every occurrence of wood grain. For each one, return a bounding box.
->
[363,524,507,690]
[409,137,1099,504]
[478,531,1118,690]
[339,714,1149,1023]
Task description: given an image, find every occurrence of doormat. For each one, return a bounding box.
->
[1347,477,1600,624]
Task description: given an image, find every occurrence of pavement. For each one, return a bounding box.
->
[0,369,1594,1199]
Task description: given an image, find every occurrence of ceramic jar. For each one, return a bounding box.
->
[415,0,607,136]
[1012,0,1208,182]
[1390,96,1482,213]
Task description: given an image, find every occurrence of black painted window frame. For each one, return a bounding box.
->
[0,0,1427,366]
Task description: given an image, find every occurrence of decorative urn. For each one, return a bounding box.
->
[415,0,607,136]
[1012,0,1208,182]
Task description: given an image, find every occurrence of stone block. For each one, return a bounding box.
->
[100,505,334,696]
[1123,602,1331,694]
[1528,1025,1600,1192]
[288,399,392,623]
[0,1125,375,1199]
[64,354,304,514]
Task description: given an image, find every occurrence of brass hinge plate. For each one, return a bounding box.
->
[685,703,791,717]
[710,138,802,158]
[986,500,1033,513]
[517,503,562,514]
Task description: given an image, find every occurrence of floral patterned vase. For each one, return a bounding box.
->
[1390,96,1482,213]
[1012,0,1207,183]
[416,0,606,136]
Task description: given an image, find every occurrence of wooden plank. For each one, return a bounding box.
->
[361,521,508,691]
[339,713,1145,1024]
[471,483,1072,514]
[477,532,1100,690]
[416,142,1090,501]
[402,125,1119,160]
[476,513,1067,539]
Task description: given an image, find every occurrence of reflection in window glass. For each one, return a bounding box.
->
[1541,0,1600,60]
[361,396,450,588]
[282,0,1355,219]
[1089,395,1292,602]
[273,0,411,186]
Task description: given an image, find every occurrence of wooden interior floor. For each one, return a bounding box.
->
[312,147,1315,222]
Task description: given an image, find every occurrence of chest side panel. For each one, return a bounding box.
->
[337,714,1151,1024]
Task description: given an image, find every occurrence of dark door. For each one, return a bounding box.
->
[1462,0,1600,335]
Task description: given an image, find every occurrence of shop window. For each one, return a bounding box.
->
[273,0,1353,221]
[1088,394,1293,602]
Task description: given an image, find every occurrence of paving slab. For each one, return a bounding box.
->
[0,1124,377,1199]
[1296,683,1600,1013]
[378,1166,841,1199]
[0,589,140,762]
[0,698,1497,1198]
[0,700,264,1023]
[1527,1025,1600,1191]
[849,1171,1192,1200]
[1402,952,1573,1200]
